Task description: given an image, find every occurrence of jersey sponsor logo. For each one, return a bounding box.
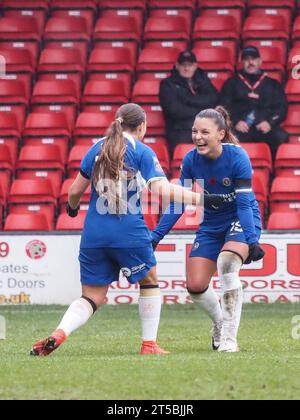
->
[223,177,232,187]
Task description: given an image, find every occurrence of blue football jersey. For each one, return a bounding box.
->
[80,133,166,249]
[153,144,262,245]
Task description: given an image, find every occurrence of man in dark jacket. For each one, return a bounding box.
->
[220,46,288,159]
[160,50,219,154]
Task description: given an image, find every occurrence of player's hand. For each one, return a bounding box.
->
[256,121,272,134]
[204,194,225,210]
[66,203,80,218]
[236,121,250,133]
[244,243,265,265]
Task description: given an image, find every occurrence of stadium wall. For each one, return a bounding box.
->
[0,233,300,305]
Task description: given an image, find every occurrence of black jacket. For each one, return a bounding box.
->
[160,68,219,146]
[219,71,288,128]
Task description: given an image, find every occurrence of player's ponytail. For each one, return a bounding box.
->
[93,103,146,214]
[196,107,240,146]
[215,106,240,145]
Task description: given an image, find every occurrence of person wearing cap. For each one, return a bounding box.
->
[220,46,288,159]
[160,50,218,154]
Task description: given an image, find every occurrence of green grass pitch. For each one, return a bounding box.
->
[0,304,300,400]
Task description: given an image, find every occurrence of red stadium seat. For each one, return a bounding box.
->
[243,16,289,58]
[132,80,160,104]
[1,1,49,33]
[88,47,135,73]
[0,112,21,165]
[267,212,300,230]
[0,79,29,128]
[50,0,97,35]
[282,106,300,142]
[199,0,245,31]
[285,79,300,104]
[23,112,71,164]
[292,17,300,45]
[31,80,79,130]
[93,17,140,63]
[193,16,240,54]
[38,48,85,98]
[149,8,193,29]
[56,211,87,231]
[81,80,129,113]
[0,17,41,64]
[207,72,231,92]
[44,17,91,61]
[4,213,51,231]
[144,17,190,46]
[149,0,196,9]
[73,112,114,146]
[0,181,5,228]
[193,47,235,74]
[68,145,90,178]
[100,8,145,35]
[0,144,14,201]
[249,1,293,27]
[87,48,134,97]
[142,213,159,231]
[59,178,91,212]
[275,144,300,178]
[16,145,65,198]
[270,177,300,213]
[0,48,35,99]
[146,107,166,137]
[171,144,195,178]
[143,136,168,148]
[136,47,180,76]
[8,179,57,229]
[241,143,273,186]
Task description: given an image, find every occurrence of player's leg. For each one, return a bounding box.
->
[217,241,248,353]
[114,246,169,355]
[187,257,223,350]
[30,285,109,357]
[31,248,116,357]
[139,267,170,355]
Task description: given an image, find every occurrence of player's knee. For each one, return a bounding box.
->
[217,251,242,291]
[188,286,209,295]
[139,268,158,287]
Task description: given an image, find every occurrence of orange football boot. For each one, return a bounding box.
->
[141,341,170,355]
[30,329,66,357]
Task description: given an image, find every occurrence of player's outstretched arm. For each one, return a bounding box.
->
[67,173,90,217]
[149,178,202,207]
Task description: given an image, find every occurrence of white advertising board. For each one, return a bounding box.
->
[0,234,299,305]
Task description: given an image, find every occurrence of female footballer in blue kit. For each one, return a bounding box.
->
[31,103,207,357]
[152,107,265,353]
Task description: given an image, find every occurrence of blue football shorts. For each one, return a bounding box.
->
[79,245,157,286]
[190,216,262,262]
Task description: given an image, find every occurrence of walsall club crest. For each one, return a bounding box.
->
[223,177,232,187]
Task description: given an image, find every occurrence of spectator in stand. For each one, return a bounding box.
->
[220,46,288,159]
[160,50,218,154]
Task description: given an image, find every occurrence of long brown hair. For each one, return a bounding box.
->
[196,106,240,145]
[93,103,146,214]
